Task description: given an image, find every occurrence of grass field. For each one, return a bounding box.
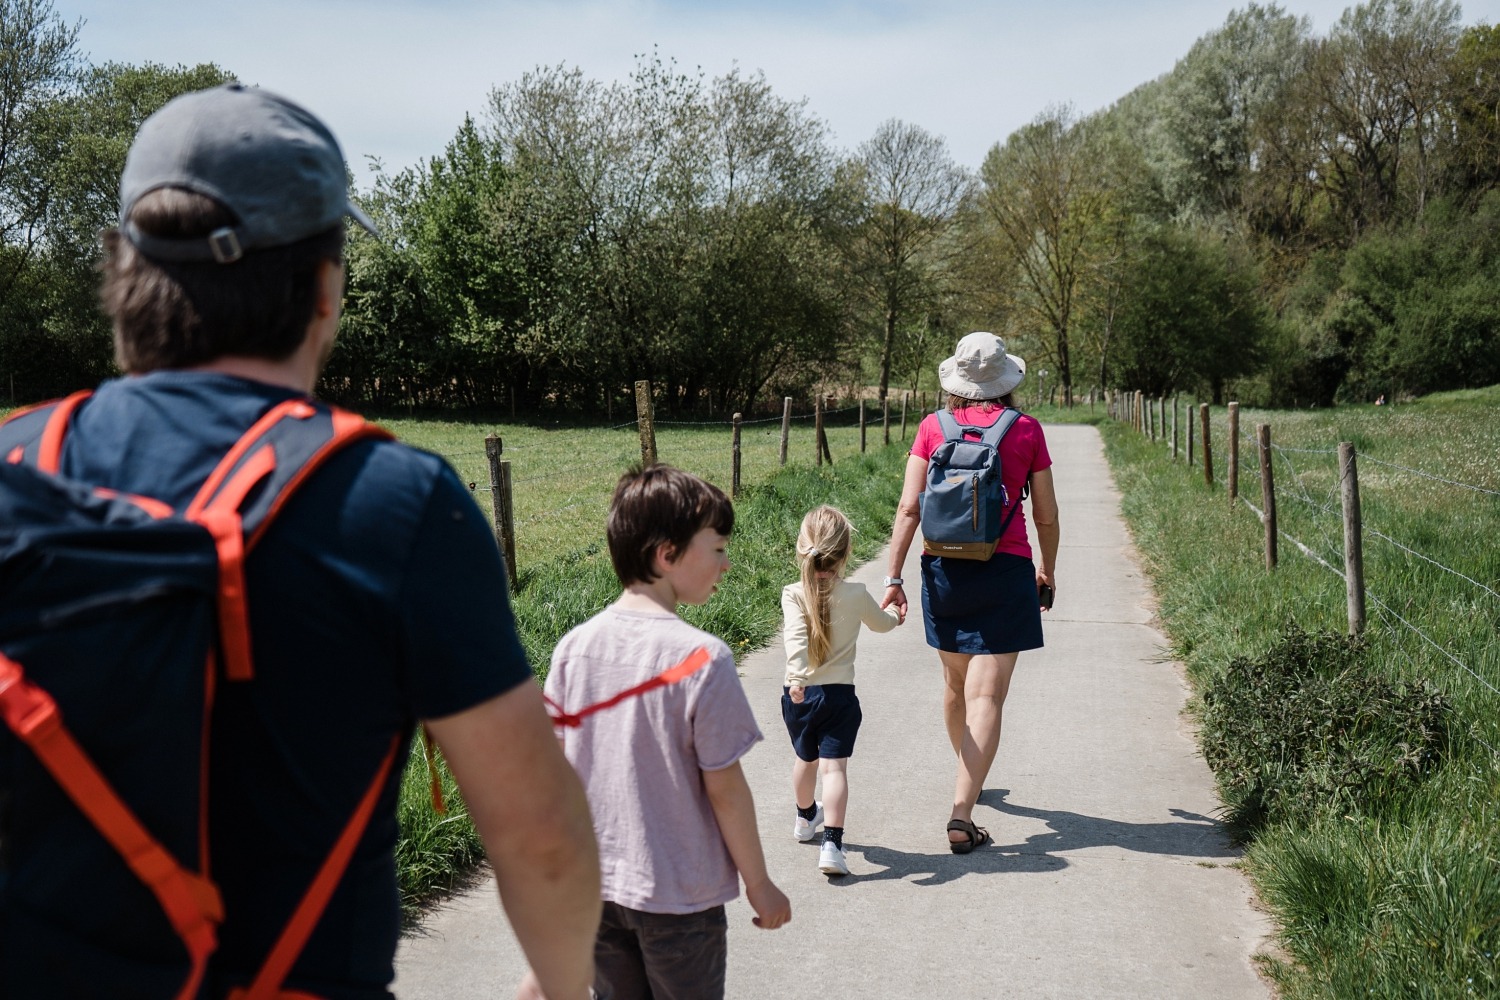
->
[1101,387,1500,1000]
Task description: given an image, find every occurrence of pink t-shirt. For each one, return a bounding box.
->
[911,407,1053,559]
[545,606,763,914]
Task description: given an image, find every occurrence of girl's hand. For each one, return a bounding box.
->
[788,684,805,704]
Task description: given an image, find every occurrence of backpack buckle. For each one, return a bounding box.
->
[0,655,61,739]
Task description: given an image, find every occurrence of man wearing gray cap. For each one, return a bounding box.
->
[14,84,600,999]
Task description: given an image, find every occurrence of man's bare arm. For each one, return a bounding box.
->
[427,682,601,1000]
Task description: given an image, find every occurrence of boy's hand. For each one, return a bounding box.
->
[788,684,805,704]
[746,878,791,929]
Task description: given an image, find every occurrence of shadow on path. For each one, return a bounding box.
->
[981,788,1241,862]
[824,789,1240,889]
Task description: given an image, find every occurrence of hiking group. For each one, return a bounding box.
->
[0,85,1058,1000]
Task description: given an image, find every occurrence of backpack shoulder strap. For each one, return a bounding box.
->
[543,646,714,728]
[185,398,393,682]
[934,408,964,442]
[0,390,93,473]
[978,407,1022,449]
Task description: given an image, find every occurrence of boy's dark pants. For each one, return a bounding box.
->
[592,901,728,1000]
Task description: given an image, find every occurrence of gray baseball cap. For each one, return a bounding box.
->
[119,82,377,264]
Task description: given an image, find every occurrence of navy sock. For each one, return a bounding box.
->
[797,804,817,821]
[823,826,844,849]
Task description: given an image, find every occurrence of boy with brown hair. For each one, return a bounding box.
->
[545,464,791,1000]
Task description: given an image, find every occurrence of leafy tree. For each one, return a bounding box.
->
[841,119,970,402]
[1449,23,1500,194]
[1110,225,1267,402]
[978,106,1113,404]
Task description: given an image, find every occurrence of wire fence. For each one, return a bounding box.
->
[448,389,923,585]
[1107,389,1500,769]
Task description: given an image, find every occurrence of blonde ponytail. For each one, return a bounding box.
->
[794,505,854,666]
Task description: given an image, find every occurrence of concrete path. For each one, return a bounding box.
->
[393,424,1272,999]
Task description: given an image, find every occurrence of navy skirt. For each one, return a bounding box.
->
[921,552,1044,654]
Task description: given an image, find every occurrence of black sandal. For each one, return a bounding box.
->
[946,818,991,854]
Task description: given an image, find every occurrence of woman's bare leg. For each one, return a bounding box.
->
[939,649,1018,845]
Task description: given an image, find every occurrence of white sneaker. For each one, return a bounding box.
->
[793,802,824,842]
[818,840,849,877]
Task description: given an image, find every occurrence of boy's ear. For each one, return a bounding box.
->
[653,540,679,572]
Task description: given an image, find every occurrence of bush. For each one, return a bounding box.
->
[1199,625,1451,840]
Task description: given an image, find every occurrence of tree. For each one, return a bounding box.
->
[842,119,970,402]
[978,106,1111,404]
[1154,3,1311,221]
[0,0,81,308]
[1110,225,1268,401]
[1449,23,1500,194]
[0,53,231,402]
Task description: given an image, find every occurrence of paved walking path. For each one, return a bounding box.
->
[393,424,1272,999]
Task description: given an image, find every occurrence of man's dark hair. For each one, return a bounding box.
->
[100,188,345,373]
[607,464,735,587]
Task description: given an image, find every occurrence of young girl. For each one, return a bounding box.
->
[781,505,903,876]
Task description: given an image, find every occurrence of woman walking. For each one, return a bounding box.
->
[881,332,1059,853]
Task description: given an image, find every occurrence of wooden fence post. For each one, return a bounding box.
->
[882,395,891,446]
[901,392,909,441]
[821,396,834,465]
[1187,401,1195,466]
[1171,395,1179,460]
[1200,403,1213,487]
[1148,396,1156,442]
[731,412,743,498]
[485,435,518,591]
[859,399,867,453]
[1258,424,1277,570]
[1159,396,1167,446]
[1227,402,1240,505]
[814,396,824,467]
[635,380,657,466]
[1340,442,1366,634]
[779,397,792,466]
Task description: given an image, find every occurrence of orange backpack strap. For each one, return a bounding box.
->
[0,390,93,472]
[0,652,223,1000]
[228,734,402,1000]
[185,400,393,682]
[544,646,714,728]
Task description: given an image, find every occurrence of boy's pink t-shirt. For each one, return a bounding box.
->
[911,407,1053,559]
[544,605,763,914]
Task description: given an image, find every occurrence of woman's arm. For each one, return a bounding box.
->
[882,453,928,617]
[1029,466,1059,595]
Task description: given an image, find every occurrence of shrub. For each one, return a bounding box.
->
[1199,625,1451,840]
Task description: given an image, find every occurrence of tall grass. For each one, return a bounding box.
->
[1101,387,1500,999]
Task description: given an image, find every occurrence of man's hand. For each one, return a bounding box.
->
[745,878,792,930]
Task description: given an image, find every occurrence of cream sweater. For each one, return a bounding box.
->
[781,579,901,687]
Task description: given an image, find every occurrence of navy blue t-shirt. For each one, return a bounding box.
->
[58,372,532,998]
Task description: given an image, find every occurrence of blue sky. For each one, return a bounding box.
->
[57,0,1500,187]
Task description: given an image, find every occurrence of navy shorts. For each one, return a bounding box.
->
[781,683,861,761]
[921,552,1044,655]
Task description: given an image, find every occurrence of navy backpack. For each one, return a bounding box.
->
[0,392,398,1000]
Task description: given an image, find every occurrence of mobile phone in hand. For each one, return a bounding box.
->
[1038,583,1054,610]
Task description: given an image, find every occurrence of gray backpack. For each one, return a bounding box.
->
[920,408,1023,560]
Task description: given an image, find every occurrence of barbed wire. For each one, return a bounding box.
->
[1239,494,1500,703]
[1365,589,1500,698]
[1359,455,1500,496]
[519,495,611,526]
[514,457,629,485]
[1365,526,1500,603]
